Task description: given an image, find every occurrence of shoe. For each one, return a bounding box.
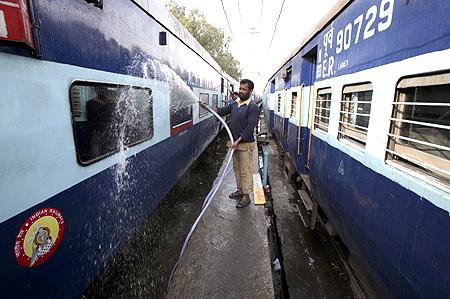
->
[236,196,250,208]
[229,190,243,199]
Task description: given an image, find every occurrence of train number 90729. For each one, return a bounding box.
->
[336,0,394,54]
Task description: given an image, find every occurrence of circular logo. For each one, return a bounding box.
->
[14,208,65,267]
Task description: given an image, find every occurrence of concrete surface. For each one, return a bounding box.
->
[167,147,274,299]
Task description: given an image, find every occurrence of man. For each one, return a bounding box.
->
[221,91,239,104]
[201,79,259,208]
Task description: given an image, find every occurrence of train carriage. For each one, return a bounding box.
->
[0,0,237,297]
[264,0,450,297]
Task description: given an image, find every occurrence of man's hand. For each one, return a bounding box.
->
[199,101,208,109]
[231,136,244,149]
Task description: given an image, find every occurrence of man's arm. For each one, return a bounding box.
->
[200,101,232,116]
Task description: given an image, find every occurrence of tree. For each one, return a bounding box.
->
[167,2,242,80]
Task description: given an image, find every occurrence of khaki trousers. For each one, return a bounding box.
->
[232,142,255,195]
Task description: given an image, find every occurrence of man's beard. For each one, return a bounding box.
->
[239,93,250,100]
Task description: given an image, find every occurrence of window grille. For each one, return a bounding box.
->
[277,94,282,113]
[70,87,83,119]
[290,92,297,118]
[314,88,332,132]
[199,93,209,117]
[338,83,373,147]
[212,94,219,107]
[386,73,450,184]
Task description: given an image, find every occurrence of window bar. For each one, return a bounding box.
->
[390,118,450,131]
[340,100,372,104]
[316,115,330,120]
[387,133,450,152]
[338,121,369,131]
[385,148,450,177]
[314,122,329,130]
[316,107,332,111]
[339,111,371,117]
[338,130,367,143]
[391,102,450,107]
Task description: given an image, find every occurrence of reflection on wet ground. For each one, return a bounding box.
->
[83,131,228,298]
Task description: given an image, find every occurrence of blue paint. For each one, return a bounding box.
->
[272,114,289,150]
[309,136,450,298]
[32,0,221,90]
[287,122,309,174]
[268,110,275,132]
[270,114,310,174]
[283,117,289,144]
[0,117,221,298]
[0,0,233,296]
[268,0,450,89]
[272,113,283,142]
[315,0,450,81]
[263,1,450,297]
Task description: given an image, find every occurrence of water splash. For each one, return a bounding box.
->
[111,53,199,203]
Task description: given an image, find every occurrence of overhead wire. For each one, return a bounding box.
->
[259,0,264,24]
[220,0,235,40]
[269,0,286,50]
[237,0,244,31]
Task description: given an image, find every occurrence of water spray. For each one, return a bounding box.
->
[168,103,235,288]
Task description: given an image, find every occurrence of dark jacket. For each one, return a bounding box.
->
[217,100,259,142]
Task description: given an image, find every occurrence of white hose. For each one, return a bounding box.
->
[168,104,235,287]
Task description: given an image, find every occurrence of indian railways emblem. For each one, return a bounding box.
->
[14,208,65,267]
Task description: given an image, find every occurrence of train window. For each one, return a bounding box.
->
[172,105,192,128]
[290,92,297,118]
[277,94,282,113]
[199,93,209,117]
[314,88,332,132]
[212,94,219,108]
[386,73,450,184]
[338,83,373,147]
[70,82,153,165]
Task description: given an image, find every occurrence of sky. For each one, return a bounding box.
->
[158,0,339,93]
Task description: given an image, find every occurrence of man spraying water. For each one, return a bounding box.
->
[200,79,259,208]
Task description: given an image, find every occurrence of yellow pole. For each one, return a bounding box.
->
[297,84,304,155]
[283,89,287,138]
[307,84,316,167]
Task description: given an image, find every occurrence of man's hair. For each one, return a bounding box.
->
[240,79,254,90]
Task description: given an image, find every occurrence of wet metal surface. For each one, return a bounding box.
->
[268,138,355,299]
[83,132,228,298]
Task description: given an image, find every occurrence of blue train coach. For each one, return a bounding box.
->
[263,0,450,297]
[0,0,237,297]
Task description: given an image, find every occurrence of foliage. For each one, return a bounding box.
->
[167,1,242,80]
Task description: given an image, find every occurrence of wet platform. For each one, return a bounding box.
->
[85,115,357,298]
[167,145,274,298]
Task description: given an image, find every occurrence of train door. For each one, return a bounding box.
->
[283,67,292,146]
[268,79,276,131]
[304,49,317,170]
[281,67,292,149]
[221,78,225,107]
